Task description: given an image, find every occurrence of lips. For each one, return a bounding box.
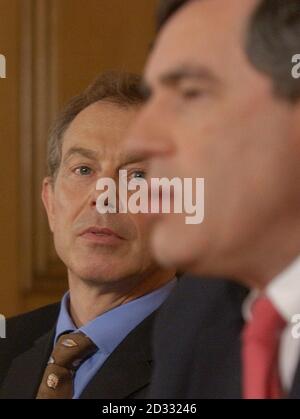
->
[80,226,124,239]
[79,226,125,245]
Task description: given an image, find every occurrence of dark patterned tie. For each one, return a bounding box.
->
[36,332,97,399]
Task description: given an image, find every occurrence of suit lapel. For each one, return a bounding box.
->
[190,281,300,399]
[80,313,154,399]
[1,310,155,399]
[0,329,55,399]
[188,281,247,398]
[288,358,300,398]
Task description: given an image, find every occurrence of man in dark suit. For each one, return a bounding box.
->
[127,0,300,398]
[0,303,159,399]
[0,71,176,399]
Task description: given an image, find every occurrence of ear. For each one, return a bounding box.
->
[41,177,56,232]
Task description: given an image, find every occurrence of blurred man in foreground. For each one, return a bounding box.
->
[127,0,300,398]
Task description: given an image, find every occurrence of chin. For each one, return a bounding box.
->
[68,256,118,282]
[151,224,184,270]
[69,256,144,285]
[151,219,206,273]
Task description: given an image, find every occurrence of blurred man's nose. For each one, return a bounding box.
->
[126,99,174,160]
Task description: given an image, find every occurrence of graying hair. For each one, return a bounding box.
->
[47,71,143,179]
[157,0,300,102]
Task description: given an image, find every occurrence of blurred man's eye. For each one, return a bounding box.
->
[74,166,93,176]
[180,87,207,99]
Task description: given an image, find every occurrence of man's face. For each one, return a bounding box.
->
[128,0,300,277]
[42,101,165,285]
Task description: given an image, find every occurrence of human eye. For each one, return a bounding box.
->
[131,170,146,180]
[73,165,93,176]
[132,170,146,179]
[179,81,208,99]
[126,169,147,183]
[182,88,205,99]
[181,86,207,99]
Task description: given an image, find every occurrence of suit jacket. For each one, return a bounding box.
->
[0,303,155,399]
[148,275,300,399]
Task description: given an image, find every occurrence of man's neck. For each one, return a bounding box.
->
[67,269,175,327]
[191,216,300,291]
[236,220,300,290]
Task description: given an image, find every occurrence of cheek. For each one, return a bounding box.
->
[54,180,87,221]
[152,214,202,267]
[127,214,153,253]
[53,193,72,224]
[174,117,218,173]
[132,214,154,240]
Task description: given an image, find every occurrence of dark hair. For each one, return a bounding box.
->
[157,0,189,29]
[157,0,300,102]
[47,71,143,178]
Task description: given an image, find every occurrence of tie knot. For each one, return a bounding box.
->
[244,296,286,344]
[49,331,97,370]
[36,332,97,398]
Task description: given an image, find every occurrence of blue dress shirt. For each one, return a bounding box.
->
[54,279,176,398]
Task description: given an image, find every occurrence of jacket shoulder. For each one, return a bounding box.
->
[0,303,60,386]
[5,303,60,339]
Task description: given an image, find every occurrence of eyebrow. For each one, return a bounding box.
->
[63,147,99,163]
[119,151,149,167]
[143,64,220,93]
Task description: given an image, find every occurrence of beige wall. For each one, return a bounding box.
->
[56,0,157,103]
[0,0,157,317]
[0,0,21,317]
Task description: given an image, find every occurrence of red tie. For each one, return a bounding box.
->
[242,296,286,399]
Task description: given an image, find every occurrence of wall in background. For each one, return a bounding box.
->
[0,0,20,317]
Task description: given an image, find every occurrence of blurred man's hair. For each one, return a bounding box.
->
[47,71,143,179]
[157,0,300,102]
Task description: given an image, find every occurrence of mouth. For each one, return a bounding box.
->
[79,226,125,245]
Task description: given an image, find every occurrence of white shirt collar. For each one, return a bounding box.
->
[242,256,300,392]
[243,255,300,323]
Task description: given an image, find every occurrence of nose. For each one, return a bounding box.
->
[126,98,175,161]
[90,184,105,209]
[89,174,122,213]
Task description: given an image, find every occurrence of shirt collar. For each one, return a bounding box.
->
[243,255,300,323]
[55,278,177,355]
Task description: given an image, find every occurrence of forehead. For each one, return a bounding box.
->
[62,101,138,153]
[146,0,259,83]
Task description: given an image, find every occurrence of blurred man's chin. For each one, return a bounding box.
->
[151,222,192,271]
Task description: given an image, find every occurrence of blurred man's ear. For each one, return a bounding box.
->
[41,177,55,233]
